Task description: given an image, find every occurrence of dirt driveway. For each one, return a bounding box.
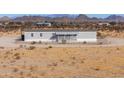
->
[0,36,20,47]
[0,36,124,48]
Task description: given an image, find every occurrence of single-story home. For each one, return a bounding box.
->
[22,30,97,43]
[35,22,51,27]
[98,22,110,26]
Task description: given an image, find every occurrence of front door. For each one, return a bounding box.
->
[56,35,66,43]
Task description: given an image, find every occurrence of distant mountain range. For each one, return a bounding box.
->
[0,14,124,22]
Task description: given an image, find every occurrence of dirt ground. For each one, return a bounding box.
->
[0,46,124,78]
[0,31,124,78]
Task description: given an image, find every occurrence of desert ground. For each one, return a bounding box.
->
[0,31,124,78]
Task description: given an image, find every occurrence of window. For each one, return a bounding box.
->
[40,33,42,37]
[31,33,34,37]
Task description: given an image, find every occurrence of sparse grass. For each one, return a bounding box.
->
[0,46,124,77]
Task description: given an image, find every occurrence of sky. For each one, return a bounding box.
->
[0,14,124,18]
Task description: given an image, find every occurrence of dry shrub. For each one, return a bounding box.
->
[48,46,52,48]
[39,41,42,44]
[81,60,84,63]
[19,45,26,48]
[40,72,46,76]
[13,68,19,73]
[14,53,19,56]
[5,51,11,55]
[31,41,36,45]
[19,71,24,76]
[45,46,52,50]
[97,32,102,37]
[29,66,37,72]
[92,67,100,71]
[15,56,20,60]
[83,41,87,44]
[47,62,58,67]
[72,56,76,60]
[0,47,4,49]
[98,42,103,45]
[26,73,32,77]
[14,53,20,60]
[107,51,111,54]
[116,47,120,50]
[3,65,6,68]
[71,61,75,65]
[28,46,36,50]
[4,55,8,59]
[60,59,64,62]
[52,62,58,66]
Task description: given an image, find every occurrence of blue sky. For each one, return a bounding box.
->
[0,14,124,18]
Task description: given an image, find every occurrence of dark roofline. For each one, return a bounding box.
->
[23,29,97,32]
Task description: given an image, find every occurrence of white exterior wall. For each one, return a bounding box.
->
[77,32,97,42]
[24,32,55,42]
[24,31,97,43]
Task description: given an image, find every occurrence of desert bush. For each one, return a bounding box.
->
[39,41,42,44]
[19,71,24,76]
[14,53,20,60]
[15,56,20,60]
[48,46,52,48]
[19,45,23,48]
[97,32,102,37]
[83,41,87,44]
[116,47,120,50]
[71,61,75,65]
[13,68,19,73]
[52,63,58,66]
[60,59,64,62]
[14,53,19,56]
[62,40,66,44]
[31,41,36,45]
[93,67,100,71]
[29,66,37,72]
[98,42,103,45]
[81,60,84,63]
[0,47,4,49]
[28,46,36,50]
[72,56,76,60]
[3,65,6,68]
[19,45,26,48]
[47,62,58,67]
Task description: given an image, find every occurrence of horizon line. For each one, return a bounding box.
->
[0,14,124,19]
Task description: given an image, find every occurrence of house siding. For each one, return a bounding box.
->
[24,31,97,43]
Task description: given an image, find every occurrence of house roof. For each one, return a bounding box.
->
[24,29,97,32]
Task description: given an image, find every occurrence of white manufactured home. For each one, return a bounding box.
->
[23,30,97,43]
